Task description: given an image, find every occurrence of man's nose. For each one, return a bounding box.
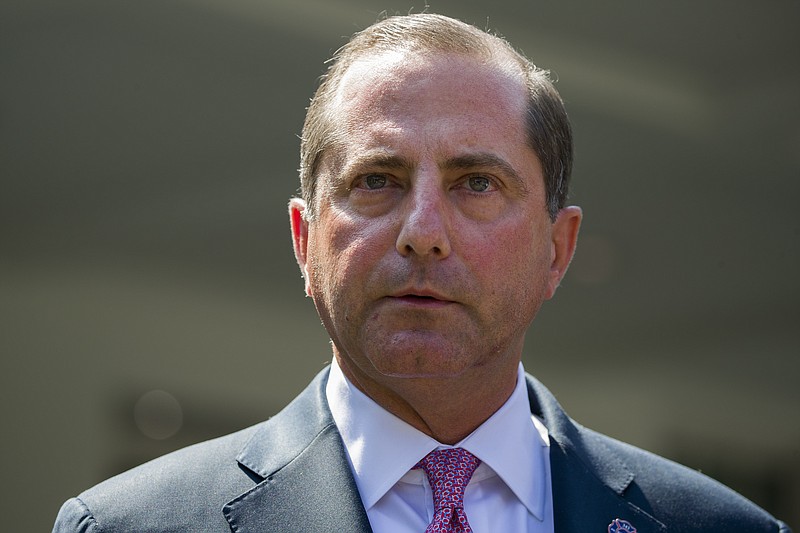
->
[395,182,452,259]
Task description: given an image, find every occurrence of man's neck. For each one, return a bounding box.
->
[334,352,520,444]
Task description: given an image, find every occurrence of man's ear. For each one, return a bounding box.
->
[545,205,582,300]
[289,198,312,296]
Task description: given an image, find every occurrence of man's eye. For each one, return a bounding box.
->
[467,176,491,192]
[363,174,387,190]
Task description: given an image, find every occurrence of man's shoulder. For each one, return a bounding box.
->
[525,373,789,531]
[54,423,264,532]
[54,369,335,532]
[582,426,790,532]
[88,422,260,495]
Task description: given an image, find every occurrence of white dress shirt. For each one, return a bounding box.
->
[326,359,554,533]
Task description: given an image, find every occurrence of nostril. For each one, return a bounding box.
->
[395,214,451,257]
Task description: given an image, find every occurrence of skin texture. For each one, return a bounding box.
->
[291,51,581,444]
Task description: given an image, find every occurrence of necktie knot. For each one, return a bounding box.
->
[416,448,480,532]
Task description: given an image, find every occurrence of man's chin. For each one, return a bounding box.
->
[368,347,478,380]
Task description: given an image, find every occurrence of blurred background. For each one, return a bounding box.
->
[1,0,798,529]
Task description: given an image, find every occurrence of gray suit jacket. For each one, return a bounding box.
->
[53,368,791,532]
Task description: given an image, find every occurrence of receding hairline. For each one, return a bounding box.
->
[299,13,570,220]
[331,47,529,116]
[333,16,534,88]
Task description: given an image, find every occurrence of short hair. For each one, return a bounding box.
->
[299,13,573,221]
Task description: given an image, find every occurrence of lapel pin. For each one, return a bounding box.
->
[608,518,637,533]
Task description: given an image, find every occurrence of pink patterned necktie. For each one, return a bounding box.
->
[416,448,481,533]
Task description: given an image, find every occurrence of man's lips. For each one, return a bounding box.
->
[386,290,455,307]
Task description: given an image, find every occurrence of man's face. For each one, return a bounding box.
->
[291,51,580,394]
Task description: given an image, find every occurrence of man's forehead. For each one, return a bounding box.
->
[333,49,526,113]
[333,51,429,113]
[317,49,538,190]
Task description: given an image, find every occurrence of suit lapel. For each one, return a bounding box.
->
[223,368,372,532]
[526,375,667,533]
[549,438,666,533]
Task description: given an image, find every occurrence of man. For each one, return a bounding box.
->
[53,13,791,533]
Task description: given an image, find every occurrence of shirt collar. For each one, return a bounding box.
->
[326,359,549,520]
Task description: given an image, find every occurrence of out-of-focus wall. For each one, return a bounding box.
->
[1,1,797,530]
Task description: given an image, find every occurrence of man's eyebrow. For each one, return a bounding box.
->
[328,151,415,188]
[345,151,416,172]
[441,153,530,195]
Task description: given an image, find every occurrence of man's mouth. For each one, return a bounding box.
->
[389,291,454,307]
[399,294,439,301]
